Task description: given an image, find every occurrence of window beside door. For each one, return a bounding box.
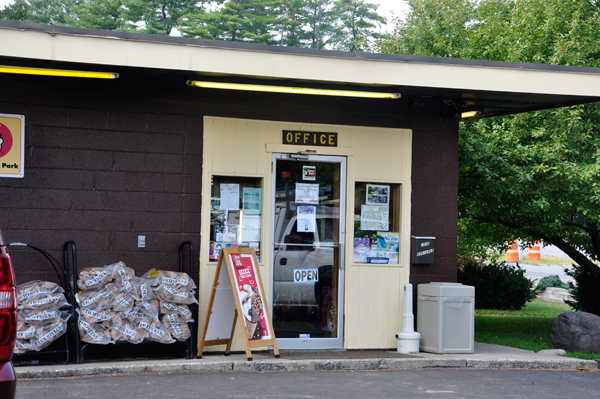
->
[209,175,263,262]
[353,182,402,265]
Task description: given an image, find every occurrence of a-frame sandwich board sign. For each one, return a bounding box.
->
[197,247,279,361]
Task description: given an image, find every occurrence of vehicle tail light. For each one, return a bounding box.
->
[0,248,17,362]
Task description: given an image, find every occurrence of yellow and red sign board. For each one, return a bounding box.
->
[0,114,24,178]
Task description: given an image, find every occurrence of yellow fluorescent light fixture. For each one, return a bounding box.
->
[187,80,400,99]
[0,65,118,79]
[461,110,481,118]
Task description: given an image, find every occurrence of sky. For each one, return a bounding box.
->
[0,0,409,32]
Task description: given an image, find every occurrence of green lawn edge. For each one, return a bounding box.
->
[474,300,599,359]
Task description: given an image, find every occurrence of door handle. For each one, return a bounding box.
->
[338,242,344,270]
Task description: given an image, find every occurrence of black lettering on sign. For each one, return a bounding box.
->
[283,130,338,147]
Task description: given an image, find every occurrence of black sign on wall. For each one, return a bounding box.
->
[283,130,338,147]
[411,236,436,264]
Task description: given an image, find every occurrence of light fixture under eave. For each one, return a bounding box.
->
[186,80,400,99]
[0,65,118,79]
[461,110,481,119]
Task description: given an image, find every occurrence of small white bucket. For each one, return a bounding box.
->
[396,331,421,354]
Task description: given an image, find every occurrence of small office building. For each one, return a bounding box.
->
[1,20,600,352]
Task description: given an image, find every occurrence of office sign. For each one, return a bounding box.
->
[283,130,337,147]
[0,114,24,178]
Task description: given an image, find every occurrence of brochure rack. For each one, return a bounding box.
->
[68,241,197,364]
[9,241,75,364]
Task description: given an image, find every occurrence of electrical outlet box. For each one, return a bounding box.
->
[138,235,146,248]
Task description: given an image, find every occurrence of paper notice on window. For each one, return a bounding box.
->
[360,205,389,231]
[241,214,261,242]
[297,206,316,233]
[243,187,261,214]
[366,184,390,206]
[220,184,240,211]
[295,183,319,204]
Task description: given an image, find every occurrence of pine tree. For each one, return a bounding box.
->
[331,0,385,51]
[295,0,337,49]
[181,0,285,45]
[126,0,197,35]
[75,0,133,31]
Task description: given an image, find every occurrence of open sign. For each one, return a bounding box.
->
[293,268,319,283]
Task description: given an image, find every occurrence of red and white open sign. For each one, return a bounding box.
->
[302,165,316,181]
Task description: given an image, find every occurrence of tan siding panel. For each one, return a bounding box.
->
[378,267,391,348]
[201,117,412,351]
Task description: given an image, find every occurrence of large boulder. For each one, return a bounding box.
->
[551,312,600,353]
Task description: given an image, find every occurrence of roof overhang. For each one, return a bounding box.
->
[1,20,600,119]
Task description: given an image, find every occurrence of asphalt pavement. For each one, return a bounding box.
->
[15,368,600,399]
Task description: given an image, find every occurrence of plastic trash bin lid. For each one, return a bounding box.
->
[417,282,474,297]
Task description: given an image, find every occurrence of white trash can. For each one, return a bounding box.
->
[417,282,475,354]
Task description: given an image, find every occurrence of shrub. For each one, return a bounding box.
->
[565,264,600,316]
[457,256,536,310]
[536,275,568,291]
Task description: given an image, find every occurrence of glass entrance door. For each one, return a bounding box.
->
[271,153,346,349]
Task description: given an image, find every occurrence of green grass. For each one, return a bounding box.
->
[475,300,600,360]
[475,315,555,352]
[476,299,572,317]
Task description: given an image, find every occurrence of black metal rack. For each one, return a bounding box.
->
[69,241,197,364]
[9,242,75,365]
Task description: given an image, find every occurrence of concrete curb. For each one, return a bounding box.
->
[16,357,598,379]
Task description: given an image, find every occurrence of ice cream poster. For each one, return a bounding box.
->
[230,253,272,340]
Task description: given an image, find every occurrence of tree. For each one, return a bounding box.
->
[180,0,285,44]
[379,0,600,278]
[378,0,473,58]
[331,0,385,51]
[294,0,338,49]
[0,0,80,25]
[74,0,133,31]
[125,0,197,35]
[0,0,29,22]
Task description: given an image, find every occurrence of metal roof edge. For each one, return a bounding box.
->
[2,19,600,76]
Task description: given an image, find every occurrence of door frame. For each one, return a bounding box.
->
[270,152,347,349]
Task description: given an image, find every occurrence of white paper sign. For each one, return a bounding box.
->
[220,184,240,211]
[241,215,261,242]
[360,205,389,231]
[295,183,319,204]
[297,206,316,233]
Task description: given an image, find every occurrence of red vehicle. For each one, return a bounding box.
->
[0,228,17,399]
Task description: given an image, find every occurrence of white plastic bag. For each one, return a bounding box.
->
[78,319,114,345]
[77,266,114,290]
[161,314,191,342]
[16,281,63,302]
[156,285,198,305]
[159,302,193,322]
